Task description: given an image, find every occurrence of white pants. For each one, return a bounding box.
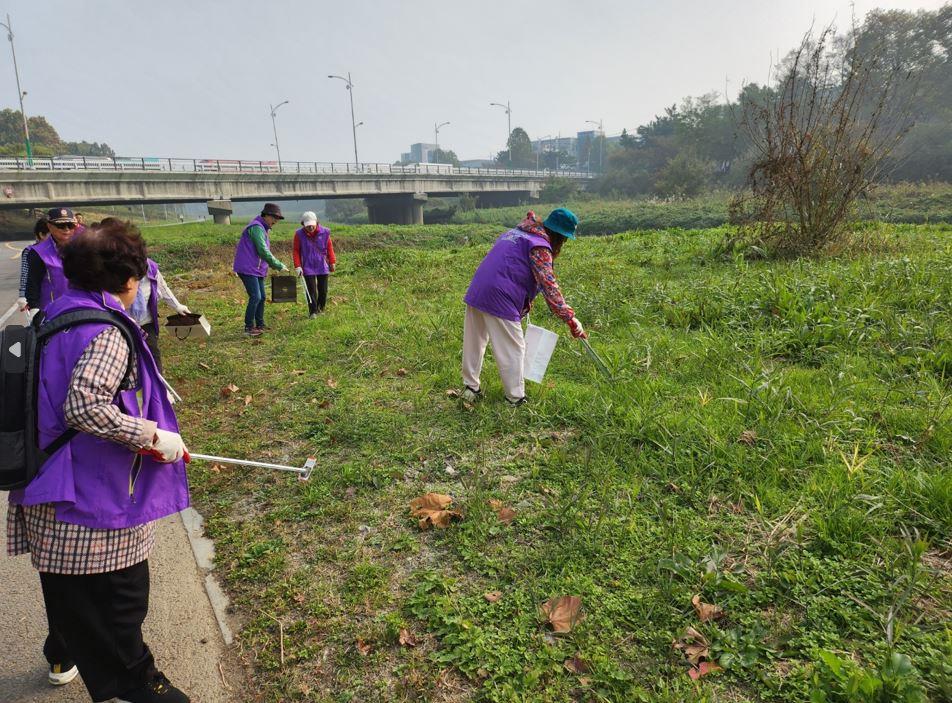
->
[462,306,526,402]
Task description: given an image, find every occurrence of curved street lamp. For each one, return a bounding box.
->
[0,14,31,166]
[270,100,289,168]
[328,73,359,165]
[490,101,511,163]
[434,121,450,161]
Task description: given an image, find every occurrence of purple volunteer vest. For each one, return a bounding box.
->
[463,228,552,322]
[233,216,272,277]
[295,226,331,275]
[146,258,160,326]
[9,289,190,529]
[33,237,69,310]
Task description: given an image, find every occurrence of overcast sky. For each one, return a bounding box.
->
[1,0,946,164]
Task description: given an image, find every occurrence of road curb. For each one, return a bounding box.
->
[179,507,234,646]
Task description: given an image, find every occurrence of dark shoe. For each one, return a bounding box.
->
[505,396,528,407]
[48,661,78,685]
[244,327,262,337]
[461,386,482,402]
[116,672,190,703]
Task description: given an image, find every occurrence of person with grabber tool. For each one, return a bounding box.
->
[293,210,336,317]
[232,202,289,336]
[461,208,587,406]
[1,222,192,702]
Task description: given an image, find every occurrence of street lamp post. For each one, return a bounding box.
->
[328,72,359,166]
[1,14,32,166]
[434,121,450,162]
[585,119,604,173]
[270,100,289,169]
[489,101,511,164]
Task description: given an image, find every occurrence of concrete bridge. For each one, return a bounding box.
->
[0,156,593,224]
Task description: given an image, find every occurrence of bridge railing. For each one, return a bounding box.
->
[0,156,595,179]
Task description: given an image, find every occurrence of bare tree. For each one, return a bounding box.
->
[724,26,916,257]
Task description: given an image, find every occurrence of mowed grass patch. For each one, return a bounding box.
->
[145,221,951,703]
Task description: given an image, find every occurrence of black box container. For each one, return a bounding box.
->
[271,276,297,303]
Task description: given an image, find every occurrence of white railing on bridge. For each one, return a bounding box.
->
[0,155,595,179]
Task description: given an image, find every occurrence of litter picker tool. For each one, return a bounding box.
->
[300,272,313,307]
[139,449,316,480]
[579,337,614,382]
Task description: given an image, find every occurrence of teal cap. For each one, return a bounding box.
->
[543,207,579,240]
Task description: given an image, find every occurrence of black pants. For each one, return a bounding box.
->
[40,560,157,702]
[303,274,329,314]
[141,322,162,372]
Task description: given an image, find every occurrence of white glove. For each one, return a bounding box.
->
[16,297,27,311]
[25,308,39,323]
[567,317,587,339]
[279,263,289,272]
[151,428,187,463]
[295,266,303,276]
[174,303,191,315]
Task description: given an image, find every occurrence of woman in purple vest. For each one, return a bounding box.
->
[232,202,289,336]
[23,206,79,318]
[462,208,587,405]
[292,211,337,318]
[7,221,192,703]
[16,216,51,317]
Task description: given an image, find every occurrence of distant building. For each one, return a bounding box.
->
[531,136,578,156]
[400,142,439,164]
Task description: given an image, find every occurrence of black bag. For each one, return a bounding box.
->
[271,275,297,303]
[0,310,138,491]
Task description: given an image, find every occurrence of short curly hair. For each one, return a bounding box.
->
[62,220,147,295]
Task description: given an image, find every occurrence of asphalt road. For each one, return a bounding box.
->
[0,241,243,702]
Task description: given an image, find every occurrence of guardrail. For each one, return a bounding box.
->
[0,155,595,179]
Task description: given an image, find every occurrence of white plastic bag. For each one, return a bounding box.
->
[523,322,558,383]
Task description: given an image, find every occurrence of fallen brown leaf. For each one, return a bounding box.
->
[488,499,504,510]
[220,383,239,398]
[326,378,338,389]
[292,369,306,376]
[396,368,408,377]
[244,395,252,407]
[210,463,224,474]
[409,493,462,530]
[318,399,331,409]
[355,638,372,656]
[483,591,503,603]
[563,655,590,675]
[688,661,723,680]
[673,626,709,666]
[446,388,461,398]
[398,629,417,648]
[738,429,758,446]
[692,594,724,622]
[540,596,584,633]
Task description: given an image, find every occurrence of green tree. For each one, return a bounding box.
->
[496,127,534,169]
[430,148,459,166]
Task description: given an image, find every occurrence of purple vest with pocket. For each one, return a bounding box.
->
[463,228,552,322]
[233,216,271,277]
[296,226,331,275]
[8,289,190,529]
[33,237,69,311]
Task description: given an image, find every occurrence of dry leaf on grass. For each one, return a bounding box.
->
[738,429,758,446]
[244,395,252,407]
[484,591,503,602]
[318,399,331,409]
[398,629,417,648]
[672,626,709,666]
[497,507,516,524]
[355,638,372,656]
[540,596,584,633]
[691,594,724,622]
[563,655,590,675]
[446,388,461,398]
[292,369,306,376]
[326,378,338,389]
[409,493,462,530]
[688,661,723,680]
[396,368,408,377]
[220,383,239,398]
[210,463,225,474]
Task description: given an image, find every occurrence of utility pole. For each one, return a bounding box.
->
[328,73,359,166]
[270,100,289,169]
[490,101,511,164]
[1,14,32,166]
[434,121,450,162]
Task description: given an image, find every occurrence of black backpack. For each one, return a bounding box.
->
[0,310,138,491]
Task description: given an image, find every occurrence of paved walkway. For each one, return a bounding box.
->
[0,240,243,702]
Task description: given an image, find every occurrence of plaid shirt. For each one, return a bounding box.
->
[7,326,158,574]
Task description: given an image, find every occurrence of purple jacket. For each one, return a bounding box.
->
[233,215,271,277]
[32,237,69,311]
[295,226,331,275]
[464,228,552,321]
[9,289,190,529]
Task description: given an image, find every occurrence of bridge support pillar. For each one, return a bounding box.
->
[207,199,233,225]
[365,193,426,225]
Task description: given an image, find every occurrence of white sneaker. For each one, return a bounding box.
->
[48,663,79,685]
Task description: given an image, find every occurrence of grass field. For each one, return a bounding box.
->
[145,218,950,702]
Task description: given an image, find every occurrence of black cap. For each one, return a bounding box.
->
[46,207,76,224]
[261,203,284,220]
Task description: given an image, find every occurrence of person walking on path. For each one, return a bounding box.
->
[23,207,80,319]
[292,211,336,318]
[6,221,192,702]
[128,257,191,371]
[232,203,288,336]
[461,208,587,406]
[16,216,51,317]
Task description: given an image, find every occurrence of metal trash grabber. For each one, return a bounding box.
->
[299,272,313,307]
[579,337,614,382]
[186,452,316,481]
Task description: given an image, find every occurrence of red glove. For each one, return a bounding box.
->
[567,317,587,339]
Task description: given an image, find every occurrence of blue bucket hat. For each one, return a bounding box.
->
[543,207,578,239]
